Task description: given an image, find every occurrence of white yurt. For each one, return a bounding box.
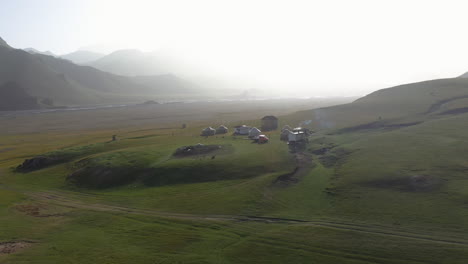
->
[234,125,251,135]
[248,127,262,138]
[280,129,290,141]
[201,127,216,136]
[216,125,228,134]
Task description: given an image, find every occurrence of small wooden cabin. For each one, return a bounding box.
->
[261,116,278,131]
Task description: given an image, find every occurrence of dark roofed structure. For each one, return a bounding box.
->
[216,125,228,134]
[261,115,278,131]
[262,115,278,121]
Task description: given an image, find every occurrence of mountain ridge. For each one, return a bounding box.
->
[0,37,200,110]
[24,48,56,57]
[61,50,105,64]
[88,49,169,76]
[0,36,11,49]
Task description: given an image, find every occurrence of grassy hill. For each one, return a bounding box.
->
[281,77,468,230]
[290,78,468,129]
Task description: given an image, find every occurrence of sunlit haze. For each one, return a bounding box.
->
[2,0,468,96]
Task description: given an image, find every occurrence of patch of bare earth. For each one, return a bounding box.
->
[363,175,443,192]
[0,241,34,255]
[14,203,64,217]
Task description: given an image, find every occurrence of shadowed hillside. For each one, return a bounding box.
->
[0,82,39,110]
[24,48,55,57]
[0,36,11,49]
[0,37,201,110]
[88,49,169,76]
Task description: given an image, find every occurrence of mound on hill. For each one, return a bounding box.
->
[173,144,226,157]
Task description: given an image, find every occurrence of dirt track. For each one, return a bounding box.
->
[2,166,468,249]
[26,190,468,247]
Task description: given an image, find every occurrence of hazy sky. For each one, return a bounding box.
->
[2,0,468,96]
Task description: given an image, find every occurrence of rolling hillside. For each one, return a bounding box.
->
[2,76,468,263]
[281,76,468,231]
[290,78,468,129]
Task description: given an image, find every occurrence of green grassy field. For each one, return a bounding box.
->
[2,91,468,263]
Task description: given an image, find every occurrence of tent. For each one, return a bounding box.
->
[282,125,292,131]
[249,127,262,139]
[234,125,251,135]
[216,125,228,134]
[201,127,216,136]
[280,129,290,141]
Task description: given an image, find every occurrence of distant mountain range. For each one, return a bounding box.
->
[24,48,56,57]
[86,49,171,76]
[0,36,202,110]
[80,49,256,95]
[6,34,468,112]
[60,50,105,64]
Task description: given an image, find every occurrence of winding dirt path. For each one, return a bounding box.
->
[425,95,468,114]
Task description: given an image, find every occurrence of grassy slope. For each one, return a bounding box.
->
[289,78,468,129]
[2,81,468,263]
[327,115,468,231]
